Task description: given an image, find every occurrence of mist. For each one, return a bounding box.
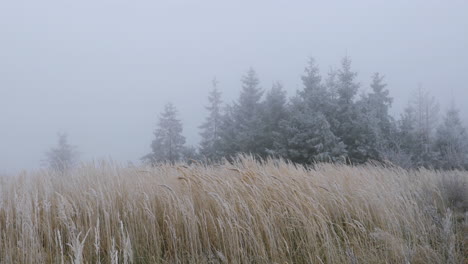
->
[1,0,468,173]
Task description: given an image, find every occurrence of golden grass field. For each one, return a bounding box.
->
[0,157,466,263]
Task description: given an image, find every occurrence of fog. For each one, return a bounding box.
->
[1,0,467,173]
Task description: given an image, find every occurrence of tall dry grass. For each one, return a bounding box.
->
[0,156,466,263]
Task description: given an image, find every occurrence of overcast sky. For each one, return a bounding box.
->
[1,0,467,173]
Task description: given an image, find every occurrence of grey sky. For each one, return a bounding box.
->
[1,0,467,173]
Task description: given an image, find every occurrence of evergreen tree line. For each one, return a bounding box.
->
[143,56,468,170]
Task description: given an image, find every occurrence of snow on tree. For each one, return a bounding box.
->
[143,103,186,164]
[367,73,394,137]
[336,56,359,105]
[357,73,395,161]
[325,68,339,101]
[181,145,200,163]
[199,78,223,161]
[400,86,440,167]
[130,54,468,170]
[277,100,346,163]
[413,86,439,144]
[217,104,240,158]
[333,56,369,163]
[299,58,332,111]
[262,81,288,156]
[434,103,468,169]
[218,68,265,157]
[275,58,346,163]
[44,133,78,173]
[378,105,417,168]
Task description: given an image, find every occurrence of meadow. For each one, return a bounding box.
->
[0,157,466,263]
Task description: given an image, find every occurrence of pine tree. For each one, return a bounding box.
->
[374,104,415,168]
[393,87,440,168]
[413,86,439,144]
[367,73,393,136]
[409,86,440,167]
[337,56,359,105]
[325,68,339,101]
[394,105,417,163]
[44,133,78,173]
[143,103,186,164]
[357,73,395,161]
[277,100,346,164]
[275,58,346,163]
[324,67,341,130]
[300,58,331,112]
[262,81,288,156]
[219,68,264,157]
[218,104,239,158]
[199,78,223,161]
[434,104,468,169]
[333,56,367,163]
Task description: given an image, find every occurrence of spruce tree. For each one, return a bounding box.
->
[199,78,223,161]
[395,105,418,164]
[219,68,264,157]
[357,73,395,161]
[277,100,346,164]
[409,87,440,167]
[336,56,359,105]
[413,86,439,144]
[276,58,346,163]
[393,87,440,168]
[434,104,468,169]
[325,68,339,101]
[367,73,393,137]
[262,81,288,156]
[44,133,78,173]
[300,58,331,112]
[333,56,366,163]
[218,104,240,158]
[143,103,186,164]
[324,67,341,130]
